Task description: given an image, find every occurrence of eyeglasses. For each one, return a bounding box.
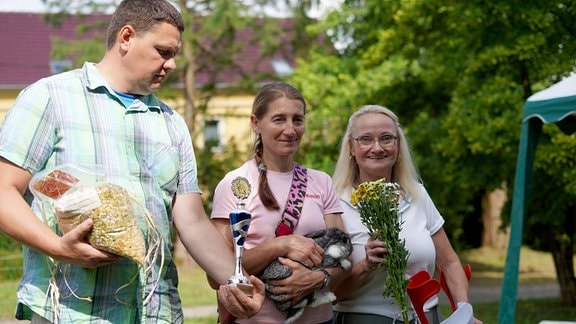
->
[354,134,397,148]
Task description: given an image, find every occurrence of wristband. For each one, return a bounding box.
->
[318,268,331,289]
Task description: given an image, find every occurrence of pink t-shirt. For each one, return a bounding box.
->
[211,159,343,323]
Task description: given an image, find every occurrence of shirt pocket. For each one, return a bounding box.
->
[145,144,179,195]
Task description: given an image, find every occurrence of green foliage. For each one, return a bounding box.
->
[294,0,576,255]
[195,138,247,213]
[39,0,576,294]
[51,36,106,67]
[522,125,576,253]
[0,235,22,281]
[449,298,576,324]
[0,233,20,252]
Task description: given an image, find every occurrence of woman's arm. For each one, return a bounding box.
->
[432,228,470,304]
[332,233,386,301]
[433,228,483,324]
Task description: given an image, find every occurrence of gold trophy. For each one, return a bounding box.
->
[228,176,253,295]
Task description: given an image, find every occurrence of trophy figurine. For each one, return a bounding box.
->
[228,176,253,295]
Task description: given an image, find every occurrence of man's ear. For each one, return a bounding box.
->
[118,25,136,51]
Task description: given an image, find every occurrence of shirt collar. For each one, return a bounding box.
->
[82,62,163,113]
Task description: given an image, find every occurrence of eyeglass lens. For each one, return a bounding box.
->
[356,134,396,147]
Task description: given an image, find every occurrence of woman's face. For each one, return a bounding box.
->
[252,97,306,160]
[350,112,398,183]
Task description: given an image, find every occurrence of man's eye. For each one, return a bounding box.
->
[158,49,174,58]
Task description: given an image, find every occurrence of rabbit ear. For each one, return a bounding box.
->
[305,229,327,239]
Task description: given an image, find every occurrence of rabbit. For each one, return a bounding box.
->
[261,227,353,324]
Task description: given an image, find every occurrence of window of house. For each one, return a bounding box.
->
[50,60,72,74]
[204,119,222,152]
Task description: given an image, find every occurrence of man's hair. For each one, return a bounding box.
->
[106,0,185,49]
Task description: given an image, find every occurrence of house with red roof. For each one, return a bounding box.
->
[0,12,300,151]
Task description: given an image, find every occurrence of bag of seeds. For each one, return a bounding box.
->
[30,164,147,265]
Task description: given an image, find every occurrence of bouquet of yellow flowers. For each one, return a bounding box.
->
[351,178,410,323]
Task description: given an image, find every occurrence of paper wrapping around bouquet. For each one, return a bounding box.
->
[30,165,147,265]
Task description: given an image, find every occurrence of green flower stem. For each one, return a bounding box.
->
[352,179,410,324]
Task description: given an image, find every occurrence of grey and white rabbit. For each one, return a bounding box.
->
[261,227,353,324]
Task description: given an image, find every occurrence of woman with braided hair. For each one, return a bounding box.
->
[210,82,349,323]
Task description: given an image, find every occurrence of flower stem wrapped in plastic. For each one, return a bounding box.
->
[351,178,410,323]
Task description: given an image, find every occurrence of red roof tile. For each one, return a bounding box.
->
[0,13,108,88]
[0,12,299,89]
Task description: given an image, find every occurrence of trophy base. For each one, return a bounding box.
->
[234,282,253,297]
[228,275,253,297]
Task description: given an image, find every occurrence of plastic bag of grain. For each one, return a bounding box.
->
[30,164,146,265]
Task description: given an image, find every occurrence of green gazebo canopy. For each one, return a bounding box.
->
[498,73,576,323]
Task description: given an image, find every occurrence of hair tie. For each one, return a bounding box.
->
[258,163,267,172]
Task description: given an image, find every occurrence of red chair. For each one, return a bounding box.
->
[407,270,441,324]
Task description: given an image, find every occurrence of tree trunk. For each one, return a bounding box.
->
[481,183,509,249]
[550,204,576,306]
[179,0,197,135]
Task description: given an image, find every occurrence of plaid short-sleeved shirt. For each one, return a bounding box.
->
[0,62,200,323]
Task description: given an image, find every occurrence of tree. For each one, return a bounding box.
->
[290,0,576,304]
[43,0,320,185]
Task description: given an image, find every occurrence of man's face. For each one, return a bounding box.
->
[124,22,181,95]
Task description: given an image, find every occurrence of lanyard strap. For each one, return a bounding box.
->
[275,163,308,236]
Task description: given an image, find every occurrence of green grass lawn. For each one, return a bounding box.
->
[1,246,575,323]
[177,260,218,307]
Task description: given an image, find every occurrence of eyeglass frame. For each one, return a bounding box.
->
[353,133,398,148]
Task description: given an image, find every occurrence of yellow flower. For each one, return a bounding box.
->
[350,191,357,206]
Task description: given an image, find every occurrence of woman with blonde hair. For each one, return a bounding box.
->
[331,105,481,324]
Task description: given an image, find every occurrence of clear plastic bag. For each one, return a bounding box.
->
[29,164,146,265]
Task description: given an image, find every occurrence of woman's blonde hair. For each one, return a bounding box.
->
[332,105,421,201]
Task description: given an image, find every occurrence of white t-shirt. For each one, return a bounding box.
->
[333,183,444,320]
[211,159,343,323]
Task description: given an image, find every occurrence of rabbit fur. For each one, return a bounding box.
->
[261,227,353,324]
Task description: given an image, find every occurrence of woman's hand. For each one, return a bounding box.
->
[364,233,387,270]
[279,234,324,268]
[264,257,323,305]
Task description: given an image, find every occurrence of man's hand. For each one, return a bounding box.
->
[217,275,265,319]
[57,218,121,268]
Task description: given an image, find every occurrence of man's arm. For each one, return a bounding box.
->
[172,192,237,284]
[0,157,117,268]
[172,192,264,318]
